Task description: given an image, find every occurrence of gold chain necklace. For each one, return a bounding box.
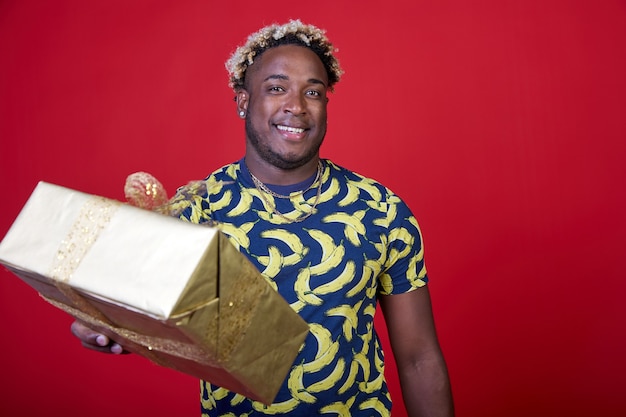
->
[248,161,324,223]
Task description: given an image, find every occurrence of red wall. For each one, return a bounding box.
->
[1,1,625,416]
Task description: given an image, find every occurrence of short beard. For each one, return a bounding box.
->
[245,117,325,170]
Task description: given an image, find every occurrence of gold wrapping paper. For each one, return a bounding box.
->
[0,181,309,405]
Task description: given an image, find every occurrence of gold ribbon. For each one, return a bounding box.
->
[49,196,119,282]
[47,196,120,324]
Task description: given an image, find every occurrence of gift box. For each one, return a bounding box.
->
[0,181,309,405]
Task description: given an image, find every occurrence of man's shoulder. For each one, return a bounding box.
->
[184,161,241,195]
[327,159,382,183]
[326,159,398,202]
[206,160,242,181]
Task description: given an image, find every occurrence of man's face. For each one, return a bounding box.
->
[240,44,329,171]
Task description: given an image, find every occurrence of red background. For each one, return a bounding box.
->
[1,1,625,416]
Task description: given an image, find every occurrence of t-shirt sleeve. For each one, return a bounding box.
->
[377,196,428,296]
[159,179,213,225]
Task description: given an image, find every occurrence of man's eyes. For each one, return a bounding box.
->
[266,86,324,97]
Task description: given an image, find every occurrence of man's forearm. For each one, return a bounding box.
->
[398,354,454,417]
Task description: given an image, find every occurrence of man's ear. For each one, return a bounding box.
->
[236,89,249,117]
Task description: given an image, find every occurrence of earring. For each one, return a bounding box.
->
[239,111,245,118]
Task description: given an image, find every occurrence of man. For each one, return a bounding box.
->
[72,20,454,416]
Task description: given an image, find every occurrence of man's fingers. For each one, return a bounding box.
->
[70,321,105,345]
[70,321,128,354]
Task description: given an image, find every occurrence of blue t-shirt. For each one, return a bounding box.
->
[172,159,428,416]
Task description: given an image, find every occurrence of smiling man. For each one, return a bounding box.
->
[72,20,454,417]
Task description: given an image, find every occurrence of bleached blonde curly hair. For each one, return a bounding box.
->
[225,19,343,92]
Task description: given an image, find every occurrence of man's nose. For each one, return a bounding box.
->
[283,92,306,115]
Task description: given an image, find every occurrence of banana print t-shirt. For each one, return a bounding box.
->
[172,159,428,416]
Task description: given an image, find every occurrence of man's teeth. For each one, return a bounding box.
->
[277,125,305,134]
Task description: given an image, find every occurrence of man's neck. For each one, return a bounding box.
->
[243,155,320,186]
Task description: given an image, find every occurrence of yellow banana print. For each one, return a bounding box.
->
[314,177,341,205]
[386,198,397,224]
[288,175,340,209]
[343,224,361,247]
[283,249,309,266]
[356,351,385,396]
[406,251,426,286]
[251,397,300,414]
[387,193,401,204]
[388,226,414,261]
[290,299,306,313]
[259,245,283,278]
[212,189,233,211]
[306,323,332,358]
[306,228,337,261]
[325,299,363,342]
[307,357,346,393]
[364,257,381,277]
[302,323,339,373]
[308,242,345,276]
[254,208,316,224]
[319,393,357,417]
[358,397,390,417]
[188,205,206,225]
[373,217,387,228]
[374,342,384,373]
[302,338,341,374]
[351,177,382,202]
[358,322,374,356]
[224,163,239,180]
[166,199,193,218]
[345,261,374,298]
[200,384,217,410]
[353,351,371,382]
[287,361,317,404]
[373,199,397,227]
[378,272,394,294]
[294,265,324,306]
[253,250,272,267]
[362,303,376,319]
[225,190,253,217]
[211,387,230,401]
[218,220,256,250]
[359,369,384,394]
[364,199,387,212]
[371,234,388,265]
[314,260,356,295]
[337,358,359,395]
[338,180,361,207]
[261,229,306,254]
[322,211,366,236]
[230,394,246,406]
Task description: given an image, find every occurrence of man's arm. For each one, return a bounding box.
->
[378,287,454,417]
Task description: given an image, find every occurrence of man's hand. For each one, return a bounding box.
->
[70,321,128,354]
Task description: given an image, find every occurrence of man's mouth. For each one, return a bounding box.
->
[276,124,306,134]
